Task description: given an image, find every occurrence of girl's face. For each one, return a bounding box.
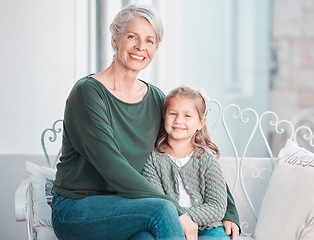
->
[164,96,205,144]
[113,17,158,73]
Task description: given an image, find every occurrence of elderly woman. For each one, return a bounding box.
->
[51,4,239,240]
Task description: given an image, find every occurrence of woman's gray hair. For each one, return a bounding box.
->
[109,4,163,49]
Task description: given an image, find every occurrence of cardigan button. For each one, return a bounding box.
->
[194,199,198,202]
[185,185,189,189]
[178,167,181,171]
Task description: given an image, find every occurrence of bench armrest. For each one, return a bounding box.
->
[15,179,35,240]
[15,179,31,221]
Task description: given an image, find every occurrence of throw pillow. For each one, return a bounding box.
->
[25,161,57,240]
[254,139,314,240]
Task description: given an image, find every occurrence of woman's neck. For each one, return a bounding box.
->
[165,140,194,158]
[96,62,138,88]
[92,63,148,103]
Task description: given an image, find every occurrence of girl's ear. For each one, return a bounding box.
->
[198,117,206,130]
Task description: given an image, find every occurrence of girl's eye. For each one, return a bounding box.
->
[169,113,176,116]
[185,115,191,118]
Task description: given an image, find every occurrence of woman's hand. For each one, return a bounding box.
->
[179,214,198,240]
[223,220,239,240]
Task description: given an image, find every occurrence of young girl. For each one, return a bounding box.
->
[140,86,231,240]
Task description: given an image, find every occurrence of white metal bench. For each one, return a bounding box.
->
[15,100,314,240]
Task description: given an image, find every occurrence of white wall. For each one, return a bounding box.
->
[0,0,77,155]
[0,1,78,238]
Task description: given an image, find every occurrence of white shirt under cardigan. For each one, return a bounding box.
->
[140,148,228,230]
[168,155,193,208]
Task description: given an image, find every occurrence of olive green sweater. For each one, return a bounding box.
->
[53,75,185,214]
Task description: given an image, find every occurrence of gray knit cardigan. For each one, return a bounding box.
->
[140,149,227,230]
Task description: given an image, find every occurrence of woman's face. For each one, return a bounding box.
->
[113,17,158,73]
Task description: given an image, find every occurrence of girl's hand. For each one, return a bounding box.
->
[179,213,198,240]
[223,220,239,240]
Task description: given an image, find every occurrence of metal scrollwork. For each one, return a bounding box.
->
[221,104,260,225]
[259,111,294,168]
[247,167,272,179]
[294,126,314,148]
[208,99,222,135]
[240,221,255,237]
[41,119,63,168]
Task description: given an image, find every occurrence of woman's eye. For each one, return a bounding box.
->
[148,39,155,44]
[128,35,136,39]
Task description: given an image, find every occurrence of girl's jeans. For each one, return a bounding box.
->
[198,226,232,240]
[51,192,185,240]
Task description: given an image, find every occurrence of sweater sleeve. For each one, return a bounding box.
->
[63,81,185,214]
[184,154,227,230]
[223,184,241,231]
[140,153,166,194]
[140,153,185,215]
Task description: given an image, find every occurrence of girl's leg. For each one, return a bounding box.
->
[51,192,185,240]
[129,231,154,240]
[198,226,232,240]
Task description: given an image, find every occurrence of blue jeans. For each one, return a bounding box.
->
[51,192,185,240]
[198,226,232,240]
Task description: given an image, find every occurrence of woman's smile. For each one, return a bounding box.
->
[129,53,145,60]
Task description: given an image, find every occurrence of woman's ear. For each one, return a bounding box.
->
[112,36,117,48]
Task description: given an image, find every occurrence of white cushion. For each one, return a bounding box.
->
[254,140,314,240]
[25,161,57,240]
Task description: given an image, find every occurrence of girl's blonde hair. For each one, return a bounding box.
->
[156,86,220,158]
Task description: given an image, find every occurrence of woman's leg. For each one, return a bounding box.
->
[52,192,185,240]
[198,226,232,240]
